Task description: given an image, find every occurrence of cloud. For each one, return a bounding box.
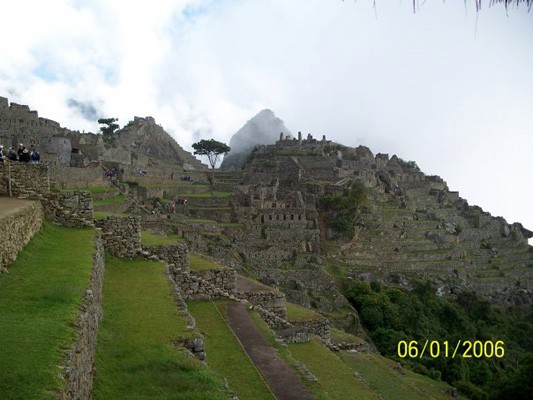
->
[67,98,99,121]
[0,0,532,234]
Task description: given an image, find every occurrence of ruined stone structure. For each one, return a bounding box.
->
[0,163,94,228]
[230,138,533,307]
[0,96,206,174]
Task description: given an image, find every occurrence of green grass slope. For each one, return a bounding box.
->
[187,300,275,399]
[288,339,380,400]
[340,351,461,400]
[248,309,461,400]
[93,257,228,400]
[0,222,96,400]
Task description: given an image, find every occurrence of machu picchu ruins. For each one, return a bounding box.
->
[1,95,532,400]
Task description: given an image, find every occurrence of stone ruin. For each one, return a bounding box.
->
[0,95,206,172]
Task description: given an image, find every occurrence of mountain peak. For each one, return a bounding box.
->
[221,109,291,170]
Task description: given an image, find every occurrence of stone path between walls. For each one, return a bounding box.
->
[226,302,315,400]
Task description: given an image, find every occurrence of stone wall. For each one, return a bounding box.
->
[0,163,95,228]
[290,319,330,342]
[49,164,108,189]
[42,192,94,227]
[277,326,310,344]
[191,269,236,294]
[162,248,238,301]
[0,200,44,272]
[95,216,141,258]
[236,291,287,319]
[59,233,104,400]
[0,163,50,197]
[172,268,238,301]
[143,244,189,270]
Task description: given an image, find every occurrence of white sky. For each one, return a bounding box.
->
[1,0,532,235]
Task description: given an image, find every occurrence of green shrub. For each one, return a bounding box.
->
[319,181,368,238]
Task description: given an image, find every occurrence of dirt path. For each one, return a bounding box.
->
[0,198,36,218]
[226,302,315,400]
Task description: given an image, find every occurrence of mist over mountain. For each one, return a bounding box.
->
[220,109,291,170]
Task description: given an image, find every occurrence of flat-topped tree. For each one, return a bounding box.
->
[98,117,119,143]
[192,139,231,179]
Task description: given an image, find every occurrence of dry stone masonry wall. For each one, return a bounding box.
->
[59,233,104,400]
[42,192,94,227]
[237,291,287,320]
[0,200,44,272]
[0,163,94,228]
[0,163,50,198]
[95,216,141,258]
[290,319,330,342]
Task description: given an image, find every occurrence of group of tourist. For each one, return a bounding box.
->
[0,143,40,164]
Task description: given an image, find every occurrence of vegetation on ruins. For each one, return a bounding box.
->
[192,139,231,172]
[97,117,119,143]
[398,158,421,172]
[319,181,368,238]
[341,277,533,400]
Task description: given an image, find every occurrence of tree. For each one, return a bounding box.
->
[98,118,119,143]
[192,139,231,172]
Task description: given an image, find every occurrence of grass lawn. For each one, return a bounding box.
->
[141,231,183,247]
[188,301,275,399]
[92,194,126,206]
[93,211,127,220]
[60,186,117,194]
[218,222,244,228]
[339,351,462,400]
[0,222,96,400]
[286,303,326,322]
[93,257,228,400]
[189,253,224,272]
[177,191,232,198]
[247,310,379,399]
[288,339,379,400]
[329,327,366,345]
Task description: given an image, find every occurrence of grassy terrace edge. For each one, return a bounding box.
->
[93,257,229,399]
[0,222,96,400]
[187,300,275,399]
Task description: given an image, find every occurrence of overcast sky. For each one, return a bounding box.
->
[1,0,532,236]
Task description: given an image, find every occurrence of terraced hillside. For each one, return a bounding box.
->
[93,257,229,399]
[0,222,97,400]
